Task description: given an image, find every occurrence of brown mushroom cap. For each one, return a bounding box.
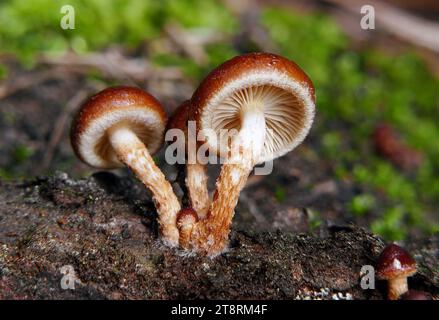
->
[167,100,190,133]
[176,207,199,248]
[376,244,417,280]
[166,100,191,152]
[190,52,316,163]
[177,207,199,225]
[71,86,167,169]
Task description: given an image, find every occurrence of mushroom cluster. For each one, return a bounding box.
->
[70,53,316,257]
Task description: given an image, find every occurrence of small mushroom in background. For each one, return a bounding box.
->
[400,290,432,300]
[373,123,423,171]
[166,100,210,219]
[376,243,417,300]
[70,86,181,247]
[181,52,316,256]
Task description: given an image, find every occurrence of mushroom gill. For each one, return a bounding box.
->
[210,85,306,161]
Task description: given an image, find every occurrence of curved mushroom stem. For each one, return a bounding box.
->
[186,163,210,219]
[183,108,266,255]
[388,276,409,300]
[108,124,181,247]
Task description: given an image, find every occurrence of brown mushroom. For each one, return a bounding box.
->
[176,207,199,249]
[182,52,316,255]
[166,100,210,218]
[377,243,417,300]
[70,86,181,246]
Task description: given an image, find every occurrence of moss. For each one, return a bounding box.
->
[261,7,439,240]
[152,53,202,80]
[274,186,286,203]
[0,64,8,80]
[0,0,237,63]
[12,145,33,164]
[348,194,376,217]
[370,207,407,241]
[308,209,322,231]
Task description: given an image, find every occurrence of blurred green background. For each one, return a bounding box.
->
[0,0,438,241]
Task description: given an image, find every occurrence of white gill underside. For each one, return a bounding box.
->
[211,85,305,161]
[78,109,164,168]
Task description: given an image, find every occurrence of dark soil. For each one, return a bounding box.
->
[0,172,437,299]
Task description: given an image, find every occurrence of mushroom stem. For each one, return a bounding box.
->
[387,276,409,300]
[186,163,210,219]
[185,109,266,255]
[108,124,181,247]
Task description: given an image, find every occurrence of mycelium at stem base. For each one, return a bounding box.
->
[108,124,181,247]
[181,108,266,256]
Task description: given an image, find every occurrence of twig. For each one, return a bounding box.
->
[0,68,63,100]
[39,89,90,172]
[1,50,183,100]
[240,191,268,224]
[164,23,209,65]
[225,0,278,52]
[39,51,183,82]
[325,0,439,53]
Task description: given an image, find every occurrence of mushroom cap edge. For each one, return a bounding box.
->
[70,86,167,168]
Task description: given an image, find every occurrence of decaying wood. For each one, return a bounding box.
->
[0,172,437,299]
